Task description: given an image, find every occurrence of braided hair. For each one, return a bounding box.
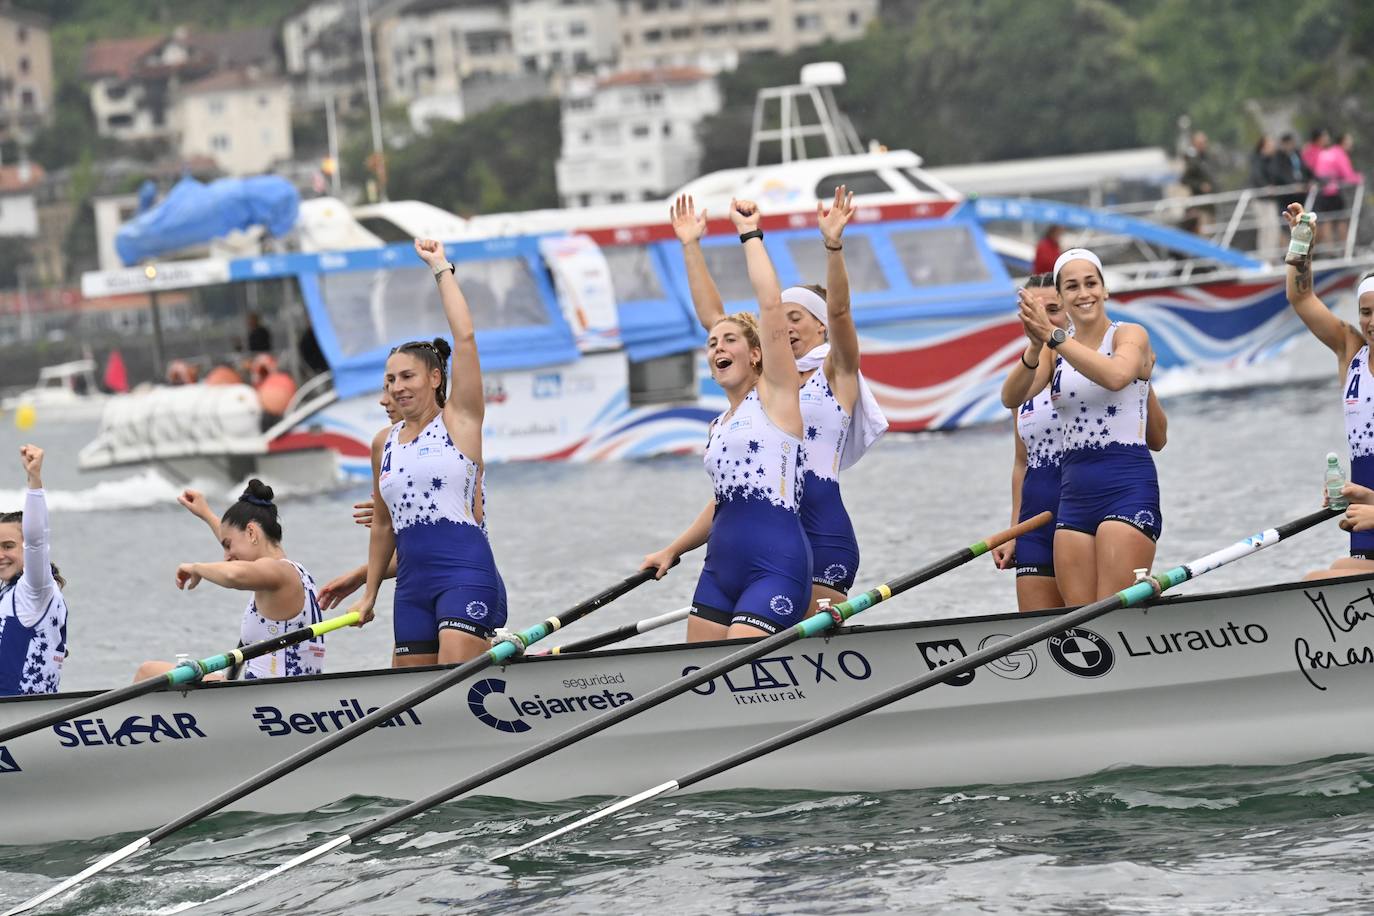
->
[391,337,453,407]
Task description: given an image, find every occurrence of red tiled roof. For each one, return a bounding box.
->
[82,35,165,80]
[179,68,286,96]
[597,66,710,88]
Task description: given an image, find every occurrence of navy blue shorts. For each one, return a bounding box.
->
[393,523,507,655]
[800,473,859,593]
[1015,464,1060,577]
[693,499,811,634]
[1056,444,1162,542]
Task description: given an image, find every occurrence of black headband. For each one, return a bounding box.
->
[239,494,274,508]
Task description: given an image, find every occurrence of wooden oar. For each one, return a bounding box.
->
[0,613,360,746]
[526,606,692,656]
[1,566,661,916]
[494,505,1340,860]
[160,512,1052,912]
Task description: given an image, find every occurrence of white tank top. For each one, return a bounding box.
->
[0,488,67,696]
[239,560,325,680]
[1016,387,1062,470]
[1344,345,1374,460]
[379,413,483,532]
[799,369,852,482]
[704,388,803,511]
[1051,322,1149,453]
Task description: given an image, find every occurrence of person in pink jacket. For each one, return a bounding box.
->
[1314,132,1361,247]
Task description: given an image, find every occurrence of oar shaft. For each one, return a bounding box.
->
[346,515,1052,844]
[538,606,692,656]
[0,612,359,746]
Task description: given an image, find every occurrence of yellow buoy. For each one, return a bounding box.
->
[14,403,36,431]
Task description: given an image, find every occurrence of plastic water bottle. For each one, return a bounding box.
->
[1325,453,1349,510]
[1286,212,1316,265]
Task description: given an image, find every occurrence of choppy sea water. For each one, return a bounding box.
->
[2,378,1373,914]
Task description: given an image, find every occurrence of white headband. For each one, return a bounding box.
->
[1359,276,1374,301]
[1053,248,1104,283]
[782,286,828,326]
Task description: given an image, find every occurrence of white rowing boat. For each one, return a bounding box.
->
[1,574,1371,847]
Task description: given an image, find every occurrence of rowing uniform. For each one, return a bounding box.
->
[0,488,67,696]
[238,560,326,679]
[798,369,859,592]
[1015,387,1062,577]
[1344,345,1374,556]
[379,413,506,653]
[692,388,812,634]
[1052,322,1162,541]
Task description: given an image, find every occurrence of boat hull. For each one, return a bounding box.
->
[2,575,1371,846]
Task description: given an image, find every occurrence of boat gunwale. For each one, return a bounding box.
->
[4,568,1363,707]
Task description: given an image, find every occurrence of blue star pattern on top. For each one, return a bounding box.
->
[1051,323,1149,453]
[240,561,326,680]
[0,487,68,696]
[1017,387,1062,471]
[704,388,804,511]
[380,414,482,533]
[1343,345,1374,553]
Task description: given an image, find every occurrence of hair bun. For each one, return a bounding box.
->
[430,337,452,361]
[240,478,276,508]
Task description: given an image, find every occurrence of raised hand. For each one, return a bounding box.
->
[670,194,708,245]
[413,237,448,269]
[19,444,43,489]
[817,185,856,246]
[175,563,202,591]
[1282,201,1312,231]
[178,489,212,519]
[1017,288,1054,346]
[728,198,761,234]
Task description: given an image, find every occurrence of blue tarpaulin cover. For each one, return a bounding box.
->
[116,175,300,266]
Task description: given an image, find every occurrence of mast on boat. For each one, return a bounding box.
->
[747,61,866,166]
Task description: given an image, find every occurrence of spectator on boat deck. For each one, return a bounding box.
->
[1032,226,1062,276]
[349,239,507,667]
[1005,249,1162,604]
[135,481,326,682]
[642,198,811,641]
[1181,131,1219,235]
[0,445,68,696]
[1302,128,1330,176]
[1248,135,1284,255]
[246,312,273,354]
[1273,133,1313,213]
[1249,135,1279,189]
[1283,224,1374,580]
[1313,133,1360,248]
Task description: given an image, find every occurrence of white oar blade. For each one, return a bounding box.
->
[2,837,151,916]
[492,780,679,861]
[158,834,352,914]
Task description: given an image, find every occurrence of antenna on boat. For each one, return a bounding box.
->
[747,61,865,167]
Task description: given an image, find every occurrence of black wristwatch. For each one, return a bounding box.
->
[1047,327,1068,349]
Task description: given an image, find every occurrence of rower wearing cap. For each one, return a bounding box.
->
[1010,247,1163,604]
[1283,202,1374,579]
[667,186,888,615]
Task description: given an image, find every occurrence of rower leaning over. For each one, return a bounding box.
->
[0,445,68,696]
[1007,248,1164,603]
[642,198,811,641]
[136,479,325,681]
[669,187,887,615]
[998,272,1168,611]
[1282,202,1374,580]
[351,238,507,666]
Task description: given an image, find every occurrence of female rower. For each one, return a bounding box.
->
[135,479,325,681]
[1283,201,1374,579]
[668,187,886,614]
[1005,248,1163,604]
[642,198,810,640]
[0,445,68,696]
[996,274,1169,610]
[350,238,506,665]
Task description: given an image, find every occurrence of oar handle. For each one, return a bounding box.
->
[983,510,1053,550]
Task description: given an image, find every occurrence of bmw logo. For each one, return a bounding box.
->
[1047,627,1114,678]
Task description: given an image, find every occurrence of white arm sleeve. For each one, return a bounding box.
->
[17,488,55,627]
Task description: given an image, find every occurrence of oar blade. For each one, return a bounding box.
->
[2,837,150,916]
[492,780,680,862]
[158,835,352,915]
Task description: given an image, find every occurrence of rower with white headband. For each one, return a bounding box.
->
[1281,202,1374,579]
[1013,246,1163,604]
[668,185,888,615]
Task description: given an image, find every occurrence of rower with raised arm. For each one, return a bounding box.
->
[642,198,811,641]
[0,444,69,696]
[1016,248,1163,603]
[135,480,325,682]
[1282,202,1374,579]
[350,238,507,665]
[668,188,886,615]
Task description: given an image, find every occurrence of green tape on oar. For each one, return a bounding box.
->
[164,612,361,687]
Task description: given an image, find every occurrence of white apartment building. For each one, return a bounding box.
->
[556,67,721,207]
[375,1,518,105]
[617,0,879,72]
[281,0,365,110]
[176,71,293,176]
[510,0,619,74]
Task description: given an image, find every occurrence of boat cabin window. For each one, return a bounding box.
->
[699,244,755,302]
[815,171,892,197]
[889,226,992,287]
[600,244,666,302]
[355,216,413,244]
[320,259,551,358]
[783,234,890,295]
[628,351,695,406]
[901,168,943,194]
